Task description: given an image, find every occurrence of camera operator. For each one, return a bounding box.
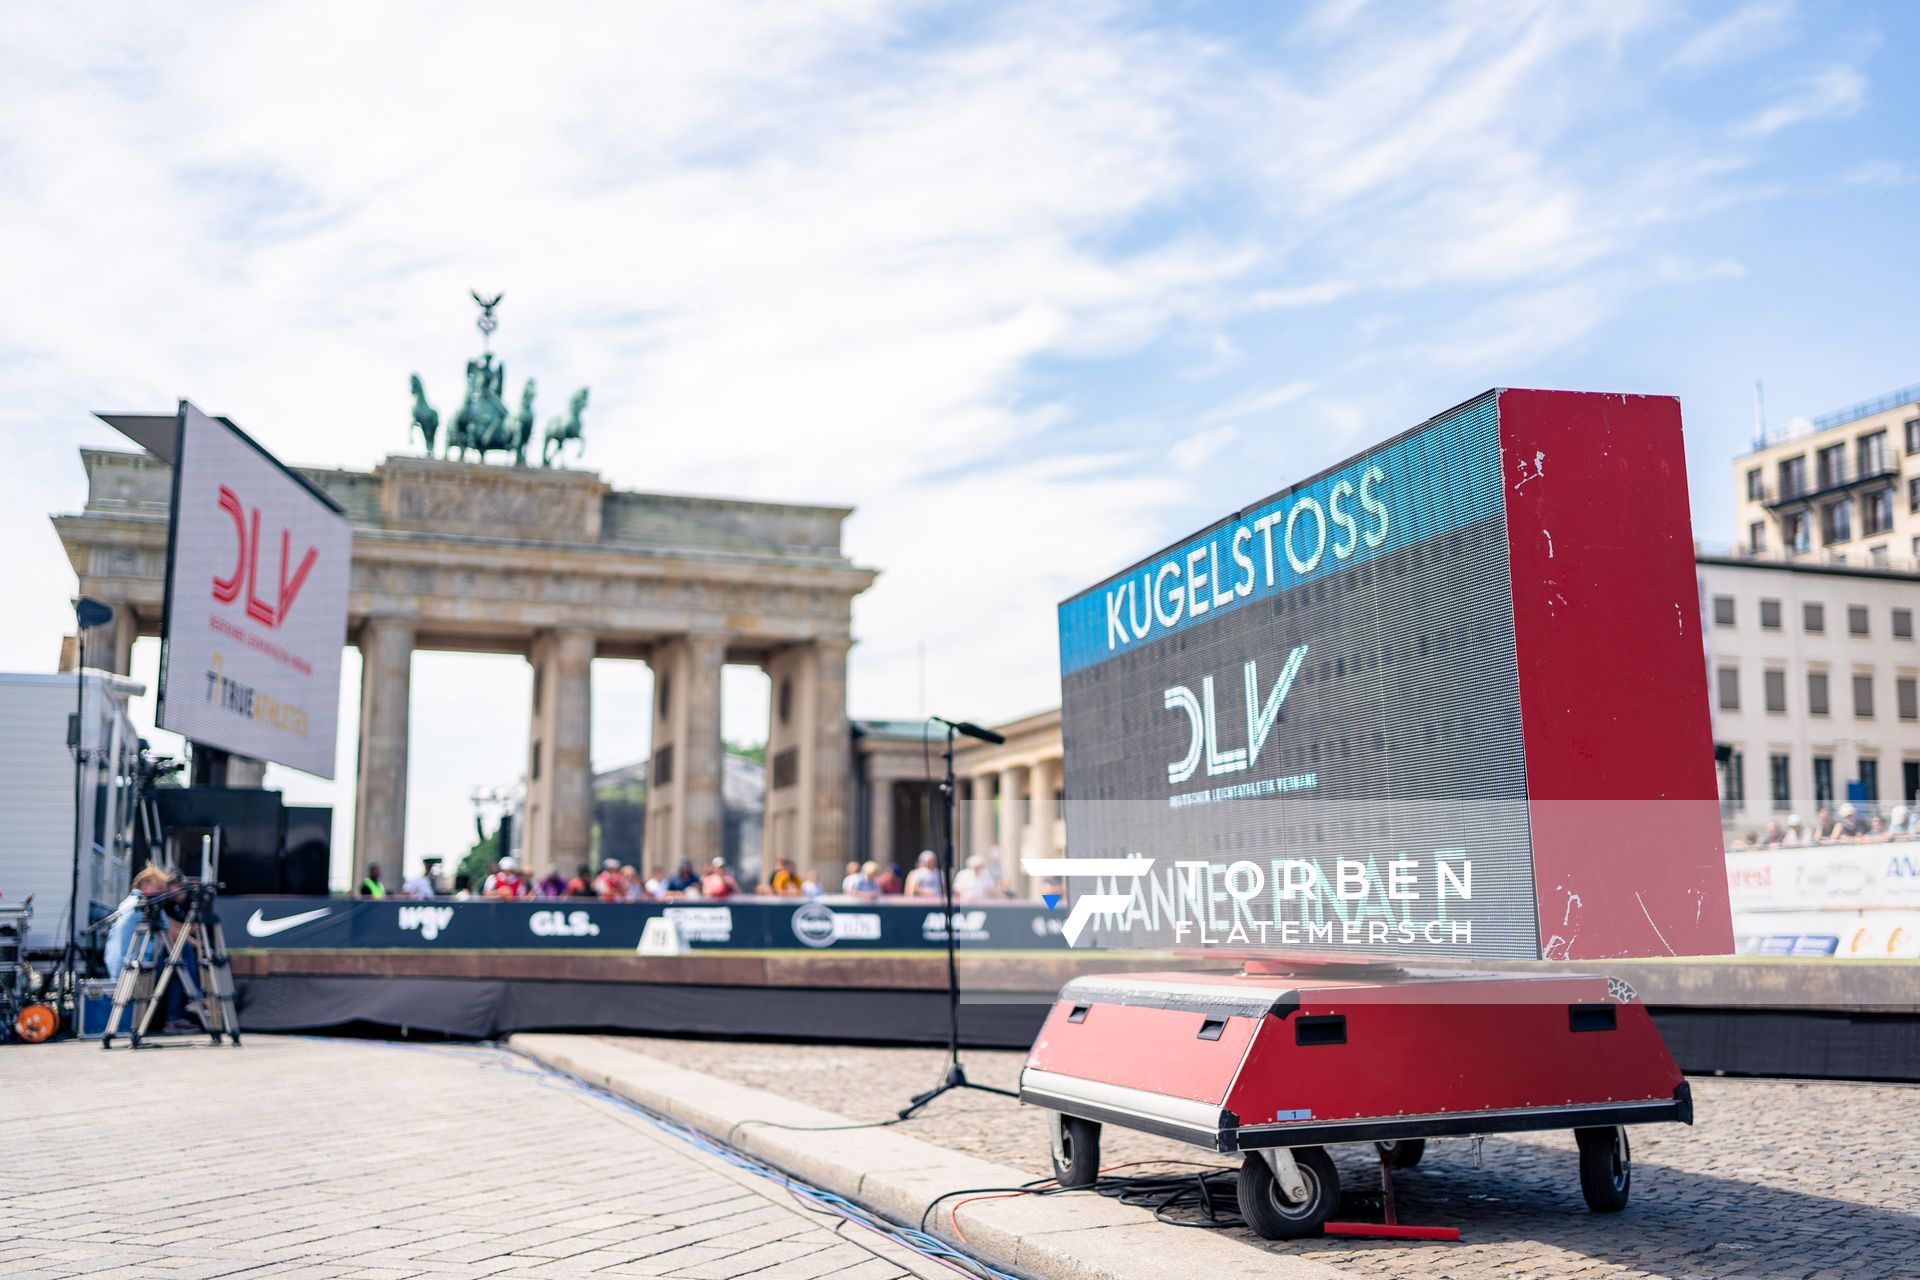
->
[105,865,204,1032]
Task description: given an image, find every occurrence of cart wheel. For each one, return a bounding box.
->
[13,1003,57,1043]
[1375,1138,1425,1170]
[1051,1115,1101,1188]
[1238,1147,1339,1240]
[1575,1126,1631,1213]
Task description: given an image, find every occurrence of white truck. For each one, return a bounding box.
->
[0,671,146,951]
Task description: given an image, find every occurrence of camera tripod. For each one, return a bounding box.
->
[102,883,241,1049]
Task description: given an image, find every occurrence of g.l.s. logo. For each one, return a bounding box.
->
[1166,645,1307,784]
[212,484,319,628]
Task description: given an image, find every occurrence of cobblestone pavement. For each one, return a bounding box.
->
[615,1036,1920,1280]
[0,1036,955,1280]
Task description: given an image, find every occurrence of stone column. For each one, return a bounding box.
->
[761,638,853,879]
[1021,760,1056,899]
[353,618,413,890]
[95,601,136,675]
[808,639,852,873]
[526,629,595,878]
[969,775,996,863]
[997,766,1025,889]
[868,775,895,865]
[682,634,727,864]
[647,633,727,868]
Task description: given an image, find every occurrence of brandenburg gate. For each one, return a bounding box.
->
[52,447,877,883]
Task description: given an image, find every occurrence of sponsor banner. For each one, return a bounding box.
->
[226,896,1067,952]
[158,403,351,778]
[1726,843,1920,912]
[1731,909,1920,959]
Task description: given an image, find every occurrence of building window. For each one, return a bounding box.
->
[1717,667,1740,710]
[1764,669,1787,713]
[1713,596,1735,626]
[1779,455,1808,499]
[1859,758,1880,804]
[1769,753,1791,812]
[1807,671,1830,715]
[1804,602,1825,632]
[1759,599,1781,629]
[1906,760,1920,807]
[1908,417,1920,454]
[1746,467,1763,500]
[1895,608,1914,639]
[1854,672,1875,718]
[1863,488,1894,535]
[1817,443,1847,488]
[1849,605,1870,635]
[530,741,541,781]
[1749,521,1766,552]
[1909,476,1920,513]
[1823,500,1852,544]
[1722,749,1745,818]
[1786,512,1811,553]
[1900,676,1919,721]
[1871,544,1891,567]
[1813,755,1834,807]
[1858,429,1889,476]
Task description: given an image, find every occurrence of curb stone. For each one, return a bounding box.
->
[509,1033,1346,1280]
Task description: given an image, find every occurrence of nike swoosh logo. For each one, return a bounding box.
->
[246,907,333,938]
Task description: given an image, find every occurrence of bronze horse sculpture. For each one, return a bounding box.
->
[542,387,590,467]
[409,373,439,456]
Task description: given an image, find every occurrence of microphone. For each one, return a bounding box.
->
[933,716,1005,745]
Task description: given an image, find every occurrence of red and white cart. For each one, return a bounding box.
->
[1022,965,1687,1238]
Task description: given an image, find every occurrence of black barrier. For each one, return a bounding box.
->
[225,895,1070,951]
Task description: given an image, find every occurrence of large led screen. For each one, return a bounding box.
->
[1057,392,1536,958]
[158,402,351,778]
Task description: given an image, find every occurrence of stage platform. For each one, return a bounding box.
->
[228,940,1920,1081]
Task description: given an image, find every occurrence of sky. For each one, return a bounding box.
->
[3,0,1916,876]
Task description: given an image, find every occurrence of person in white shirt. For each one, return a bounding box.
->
[953,855,994,900]
[903,850,943,898]
[401,860,440,899]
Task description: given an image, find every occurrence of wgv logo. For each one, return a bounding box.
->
[531,909,601,938]
[397,905,454,941]
[923,910,988,942]
[1166,645,1307,784]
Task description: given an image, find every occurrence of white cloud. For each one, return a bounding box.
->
[1197,381,1314,427]
[1169,424,1239,470]
[1667,0,1794,72]
[1251,282,1356,309]
[1844,159,1918,188]
[1735,65,1866,137]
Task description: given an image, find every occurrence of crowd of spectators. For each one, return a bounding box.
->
[367,848,1024,901]
[1736,802,1920,849]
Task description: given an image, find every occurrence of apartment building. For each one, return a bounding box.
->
[1702,553,1920,833]
[1733,383,1920,569]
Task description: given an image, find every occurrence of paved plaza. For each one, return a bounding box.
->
[0,1037,952,1280]
[622,1035,1920,1280]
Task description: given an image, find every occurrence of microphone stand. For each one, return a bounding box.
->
[898,718,1019,1119]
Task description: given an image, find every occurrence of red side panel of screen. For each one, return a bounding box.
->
[1498,390,1732,959]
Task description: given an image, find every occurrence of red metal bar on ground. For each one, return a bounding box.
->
[1325,1223,1462,1241]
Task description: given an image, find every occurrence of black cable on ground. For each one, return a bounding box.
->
[724,1114,909,1144]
